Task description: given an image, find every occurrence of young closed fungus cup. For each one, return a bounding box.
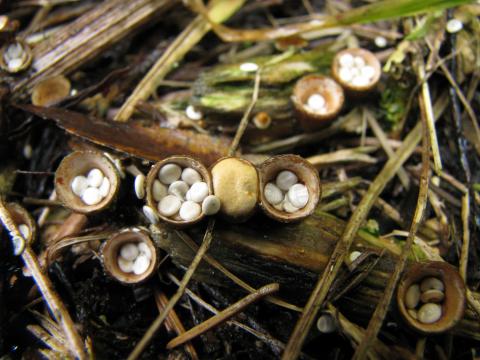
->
[6,202,36,244]
[210,157,259,222]
[259,154,320,222]
[146,156,213,227]
[55,151,120,214]
[292,74,344,130]
[397,261,466,334]
[332,48,381,93]
[101,228,159,285]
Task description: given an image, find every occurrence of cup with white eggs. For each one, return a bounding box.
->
[292,74,345,130]
[101,228,158,284]
[145,156,219,227]
[332,48,381,93]
[259,154,321,222]
[55,151,121,213]
[397,261,466,334]
[6,202,36,244]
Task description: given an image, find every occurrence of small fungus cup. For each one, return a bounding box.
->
[397,261,466,334]
[6,202,36,244]
[101,228,158,285]
[146,156,214,227]
[31,75,71,107]
[0,39,32,73]
[259,154,320,222]
[55,151,120,214]
[210,157,259,223]
[331,48,381,93]
[292,74,344,130]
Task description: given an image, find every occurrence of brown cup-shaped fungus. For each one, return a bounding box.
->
[259,154,320,222]
[292,74,344,130]
[146,156,213,227]
[397,261,466,334]
[6,202,36,244]
[0,39,32,73]
[55,151,120,214]
[331,48,381,93]
[211,157,259,222]
[101,228,158,285]
[31,75,71,107]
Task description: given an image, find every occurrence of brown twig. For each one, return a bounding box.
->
[460,192,470,281]
[280,94,445,360]
[154,290,199,360]
[0,199,87,359]
[167,273,288,356]
[228,69,261,155]
[352,79,432,360]
[166,283,279,349]
[176,230,303,312]
[127,219,215,360]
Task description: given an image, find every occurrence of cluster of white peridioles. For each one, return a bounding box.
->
[263,170,309,213]
[117,242,152,275]
[71,168,110,205]
[337,53,376,87]
[153,163,220,221]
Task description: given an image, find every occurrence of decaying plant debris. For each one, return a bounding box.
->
[1,0,480,359]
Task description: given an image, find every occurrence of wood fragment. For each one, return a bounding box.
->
[12,0,175,95]
[166,283,279,349]
[15,104,233,166]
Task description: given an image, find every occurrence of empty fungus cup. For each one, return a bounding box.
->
[55,151,120,214]
[146,156,213,227]
[292,74,344,130]
[31,75,71,107]
[259,154,320,222]
[210,157,259,223]
[6,202,36,244]
[397,261,466,334]
[101,228,158,285]
[331,48,381,93]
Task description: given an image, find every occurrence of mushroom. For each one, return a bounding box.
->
[101,228,159,285]
[55,151,121,214]
[331,48,381,93]
[258,154,321,222]
[146,156,214,227]
[210,157,259,222]
[31,75,71,107]
[397,261,466,334]
[0,39,32,73]
[5,202,36,245]
[292,74,344,130]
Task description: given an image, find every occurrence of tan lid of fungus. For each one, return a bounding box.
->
[211,157,258,221]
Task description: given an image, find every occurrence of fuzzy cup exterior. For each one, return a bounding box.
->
[259,154,321,222]
[292,74,345,130]
[397,261,466,334]
[101,228,158,285]
[211,157,259,222]
[6,202,36,244]
[55,151,120,214]
[331,48,381,94]
[146,156,212,227]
